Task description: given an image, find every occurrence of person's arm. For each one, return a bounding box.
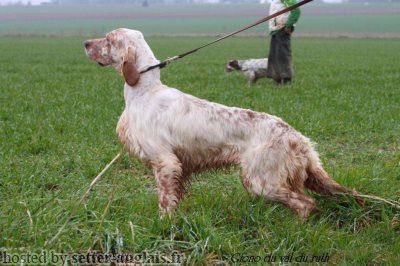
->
[283,0,301,29]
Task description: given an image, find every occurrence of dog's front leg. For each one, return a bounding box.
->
[246,71,257,87]
[153,155,184,215]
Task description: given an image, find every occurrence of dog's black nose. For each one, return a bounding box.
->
[84,41,91,49]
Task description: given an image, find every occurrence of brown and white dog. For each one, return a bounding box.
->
[226,58,268,85]
[85,28,362,220]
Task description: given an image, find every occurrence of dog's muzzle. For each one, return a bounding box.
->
[225,66,234,72]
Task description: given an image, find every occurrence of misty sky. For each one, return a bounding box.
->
[0,0,50,5]
[0,0,360,6]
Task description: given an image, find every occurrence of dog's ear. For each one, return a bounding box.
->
[122,46,140,87]
[229,60,241,70]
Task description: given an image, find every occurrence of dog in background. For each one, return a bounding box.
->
[226,58,268,85]
[85,29,363,220]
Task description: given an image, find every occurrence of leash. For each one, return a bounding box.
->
[140,0,313,74]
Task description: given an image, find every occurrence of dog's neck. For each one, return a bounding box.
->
[125,39,161,90]
[136,40,158,70]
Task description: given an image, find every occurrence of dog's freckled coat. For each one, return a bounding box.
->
[226,58,269,84]
[85,28,362,220]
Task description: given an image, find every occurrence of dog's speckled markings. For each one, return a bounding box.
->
[85,28,363,220]
[226,58,269,84]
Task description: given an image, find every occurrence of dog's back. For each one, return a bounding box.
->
[241,58,268,72]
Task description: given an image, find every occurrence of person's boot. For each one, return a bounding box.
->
[273,78,282,85]
[282,78,292,85]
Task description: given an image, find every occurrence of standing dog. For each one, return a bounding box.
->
[85,29,362,220]
[226,58,269,85]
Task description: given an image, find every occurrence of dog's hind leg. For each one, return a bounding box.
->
[153,154,186,214]
[269,187,319,221]
[240,154,317,221]
[241,170,318,221]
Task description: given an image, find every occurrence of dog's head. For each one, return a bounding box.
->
[225,60,242,73]
[84,28,142,86]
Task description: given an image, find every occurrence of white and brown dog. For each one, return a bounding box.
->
[226,58,268,84]
[85,28,362,220]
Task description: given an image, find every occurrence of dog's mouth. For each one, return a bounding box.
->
[225,66,234,72]
[85,48,108,67]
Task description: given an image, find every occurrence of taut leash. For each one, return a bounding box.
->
[140,0,313,74]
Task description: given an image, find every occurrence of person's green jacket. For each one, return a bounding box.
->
[269,0,301,35]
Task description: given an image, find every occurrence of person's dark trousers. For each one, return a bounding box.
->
[266,29,293,85]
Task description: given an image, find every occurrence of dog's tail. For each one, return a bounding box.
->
[305,149,364,206]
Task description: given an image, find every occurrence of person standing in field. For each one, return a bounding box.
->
[266,0,301,85]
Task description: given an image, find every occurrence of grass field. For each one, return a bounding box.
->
[0,35,399,264]
[1,3,400,36]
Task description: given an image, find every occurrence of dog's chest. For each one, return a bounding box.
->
[116,110,143,158]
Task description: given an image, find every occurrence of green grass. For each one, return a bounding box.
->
[1,3,400,35]
[0,36,399,264]
[2,15,400,36]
